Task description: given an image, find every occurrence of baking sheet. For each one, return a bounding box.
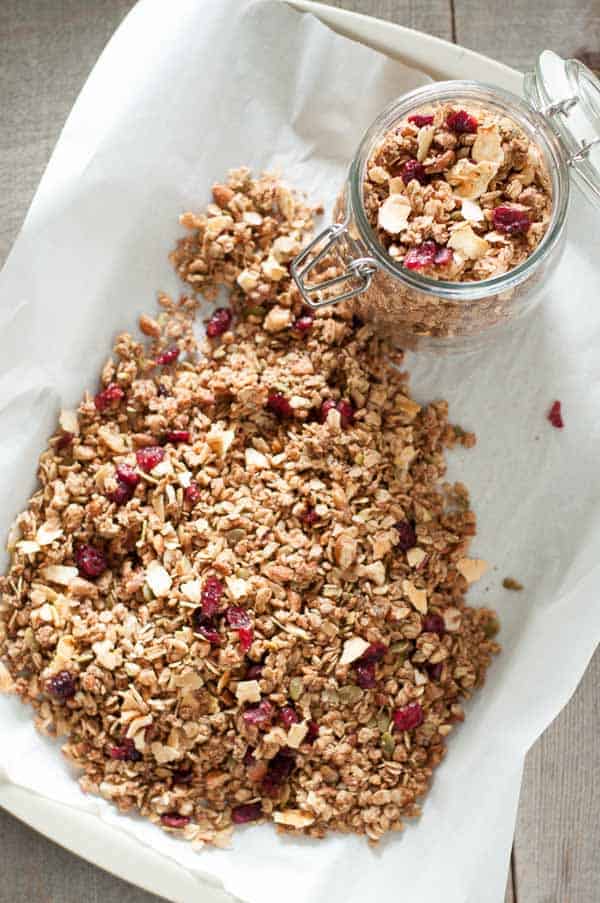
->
[1,2,600,902]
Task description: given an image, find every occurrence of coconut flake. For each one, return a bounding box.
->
[377,194,411,235]
[146,561,172,597]
[448,222,490,260]
[461,198,485,223]
[457,557,488,583]
[339,636,370,665]
[472,124,504,167]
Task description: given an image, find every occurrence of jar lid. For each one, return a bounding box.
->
[526,50,600,203]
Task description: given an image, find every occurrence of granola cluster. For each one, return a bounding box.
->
[364,103,552,281]
[0,169,499,847]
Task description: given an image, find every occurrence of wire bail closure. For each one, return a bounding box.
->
[539,92,600,168]
[291,222,378,308]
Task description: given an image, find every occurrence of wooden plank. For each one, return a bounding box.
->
[323,0,454,42]
[453,0,600,71]
[512,648,600,903]
[0,808,162,902]
[0,0,137,264]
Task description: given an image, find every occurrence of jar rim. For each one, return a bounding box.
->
[348,79,570,302]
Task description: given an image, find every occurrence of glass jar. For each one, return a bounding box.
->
[291,52,600,353]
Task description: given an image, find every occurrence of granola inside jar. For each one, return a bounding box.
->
[292,67,587,352]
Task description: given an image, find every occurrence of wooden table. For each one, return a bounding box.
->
[1,2,599,901]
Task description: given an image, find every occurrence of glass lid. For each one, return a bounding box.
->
[525,50,600,204]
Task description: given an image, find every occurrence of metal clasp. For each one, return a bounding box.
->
[291,222,378,309]
[539,94,600,165]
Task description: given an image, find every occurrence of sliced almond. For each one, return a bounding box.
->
[98,425,127,454]
[39,565,78,586]
[263,305,292,333]
[287,721,309,749]
[271,236,298,262]
[457,557,488,583]
[334,534,357,569]
[339,636,370,665]
[406,547,426,568]
[368,165,389,185]
[377,194,411,235]
[205,214,233,239]
[460,198,485,223]
[443,606,463,631]
[262,255,287,282]
[361,561,386,586]
[146,561,172,597]
[245,447,269,471]
[180,579,201,603]
[236,268,259,293]
[388,176,406,195]
[417,124,436,162]
[59,409,79,434]
[402,579,428,614]
[207,424,235,458]
[236,679,261,704]
[472,124,504,167]
[448,222,489,260]
[243,211,263,226]
[35,520,63,546]
[0,661,15,693]
[225,576,248,600]
[16,540,41,555]
[273,809,315,828]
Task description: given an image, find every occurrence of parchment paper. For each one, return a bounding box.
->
[1,2,599,902]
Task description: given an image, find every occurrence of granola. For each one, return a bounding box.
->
[0,169,499,847]
[364,103,552,281]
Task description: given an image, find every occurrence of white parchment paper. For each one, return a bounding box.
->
[1,2,600,902]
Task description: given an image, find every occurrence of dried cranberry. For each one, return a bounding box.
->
[232,802,263,824]
[359,642,387,664]
[109,738,141,762]
[56,431,74,450]
[115,464,140,487]
[301,505,318,527]
[238,627,253,652]
[422,614,445,636]
[206,307,232,338]
[160,813,190,828]
[262,750,295,795]
[135,445,165,472]
[408,114,434,127]
[75,544,107,578]
[395,520,417,551]
[446,110,478,133]
[306,721,320,743]
[191,608,220,645]
[245,663,263,680]
[184,481,201,504]
[108,482,133,505]
[266,391,294,420]
[242,700,274,727]
[319,399,337,423]
[401,159,427,186]
[355,661,377,689]
[434,246,453,266]
[94,382,124,412]
[492,205,531,236]
[404,240,437,270]
[225,606,251,629]
[201,576,224,617]
[336,400,355,428]
[165,430,190,443]
[427,662,443,681]
[279,705,300,728]
[547,400,564,429]
[172,767,194,784]
[393,702,424,732]
[46,670,76,701]
[155,346,180,366]
[293,312,314,333]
